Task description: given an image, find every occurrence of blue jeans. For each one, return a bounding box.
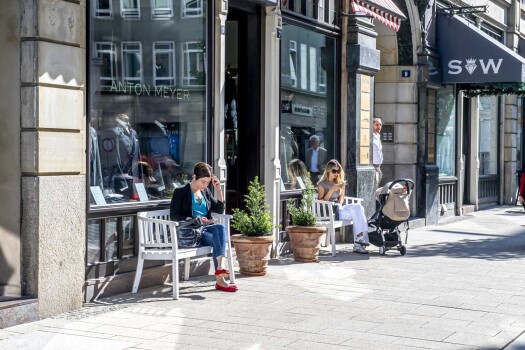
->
[201,223,227,269]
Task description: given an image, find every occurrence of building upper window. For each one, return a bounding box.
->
[153,42,175,86]
[182,41,205,86]
[309,47,317,92]
[121,0,141,19]
[95,42,117,86]
[284,0,338,26]
[152,0,173,18]
[318,0,326,22]
[121,42,143,83]
[95,0,113,18]
[182,0,203,18]
[289,41,297,87]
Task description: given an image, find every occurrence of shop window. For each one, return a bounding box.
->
[122,42,143,84]
[121,0,140,19]
[151,0,173,18]
[479,96,499,176]
[280,23,337,188]
[289,41,297,87]
[95,42,117,86]
[182,0,203,18]
[88,0,207,207]
[153,42,175,86]
[436,86,456,176]
[95,0,113,18]
[182,41,205,86]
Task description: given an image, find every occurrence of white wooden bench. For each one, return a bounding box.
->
[312,196,364,257]
[131,209,235,300]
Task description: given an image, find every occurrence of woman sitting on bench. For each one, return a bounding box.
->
[317,159,370,254]
[170,162,238,292]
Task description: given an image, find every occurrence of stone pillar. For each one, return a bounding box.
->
[20,0,86,318]
[346,17,380,217]
[262,5,282,252]
[415,54,439,224]
[0,0,22,297]
[213,0,228,193]
[469,97,480,209]
[503,95,519,204]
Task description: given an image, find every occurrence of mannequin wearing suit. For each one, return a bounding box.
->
[305,134,327,185]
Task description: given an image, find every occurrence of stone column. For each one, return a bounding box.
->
[503,95,519,204]
[213,0,228,193]
[20,0,86,318]
[346,17,380,217]
[0,0,22,298]
[262,5,282,252]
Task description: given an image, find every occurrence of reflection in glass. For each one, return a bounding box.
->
[105,218,118,261]
[479,96,499,175]
[87,220,101,264]
[436,86,456,177]
[89,1,207,206]
[122,216,135,258]
[280,23,336,188]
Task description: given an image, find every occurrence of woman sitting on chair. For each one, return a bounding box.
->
[170,162,237,292]
[317,159,370,254]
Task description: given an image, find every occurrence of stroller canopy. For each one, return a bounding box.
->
[375,181,413,222]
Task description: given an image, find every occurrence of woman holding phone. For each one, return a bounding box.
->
[317,159,370,254]
[170,162,237,292]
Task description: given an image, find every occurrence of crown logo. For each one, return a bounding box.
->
[464,58,477,75]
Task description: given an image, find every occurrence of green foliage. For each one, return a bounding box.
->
[231,176,274,236]
[287,177,317,227]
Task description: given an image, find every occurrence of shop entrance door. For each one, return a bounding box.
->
[224,2,261,212]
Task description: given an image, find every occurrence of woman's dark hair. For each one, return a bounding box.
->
[193,162,213,179]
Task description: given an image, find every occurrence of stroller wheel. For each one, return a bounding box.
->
[400,245,407,256]
[379,246,386,255]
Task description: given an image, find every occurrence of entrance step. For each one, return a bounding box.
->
[461,205,476,215]
[0,297,38,329]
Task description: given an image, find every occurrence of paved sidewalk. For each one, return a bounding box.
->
[1,206,525,349]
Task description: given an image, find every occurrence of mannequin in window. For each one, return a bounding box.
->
[89,115,103,190]
[100,113,141,198]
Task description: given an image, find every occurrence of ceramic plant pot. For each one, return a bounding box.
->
[286,226,327,262]
[230,234,275,276]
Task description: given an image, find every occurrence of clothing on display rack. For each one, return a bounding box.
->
[89,126,104,189]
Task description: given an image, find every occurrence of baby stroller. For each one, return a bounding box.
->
[368,179,415,256]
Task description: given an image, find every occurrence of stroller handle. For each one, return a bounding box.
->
[388,179,415,194]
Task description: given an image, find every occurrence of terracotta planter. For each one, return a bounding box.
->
[287,226,327,262]
[231,234,275,276]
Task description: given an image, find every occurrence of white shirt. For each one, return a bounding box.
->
[372,132,383,165]
[310,148,319,172]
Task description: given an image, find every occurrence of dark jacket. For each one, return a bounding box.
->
[170,183,224,221]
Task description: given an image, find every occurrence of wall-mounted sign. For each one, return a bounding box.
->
[401,70,411,77]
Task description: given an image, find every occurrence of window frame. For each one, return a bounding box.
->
[182,0,204,18]
[120,0,141,19]
[182,41,205,87]
[94,42,118,86]
[289,40,298,87]
[151,0,173,18]
[121,41,143,84]
[153,41,176,87]
[94,0,113,19]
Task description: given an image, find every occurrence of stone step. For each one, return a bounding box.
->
[0,297,39,329]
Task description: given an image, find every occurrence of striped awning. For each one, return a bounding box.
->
[351,0,407,32]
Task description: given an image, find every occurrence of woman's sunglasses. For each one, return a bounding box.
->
[331,169,340,174]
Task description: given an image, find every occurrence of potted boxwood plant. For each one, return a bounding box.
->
[286,177,326,262]
[231,176,275,276]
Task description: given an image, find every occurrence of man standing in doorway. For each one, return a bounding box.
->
[373,118,383,188]
[305,134,327,185]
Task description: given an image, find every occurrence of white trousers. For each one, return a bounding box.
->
[338,203,369,243]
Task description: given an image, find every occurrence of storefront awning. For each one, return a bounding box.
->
[437,14,525,84]
[350,0,407,32]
